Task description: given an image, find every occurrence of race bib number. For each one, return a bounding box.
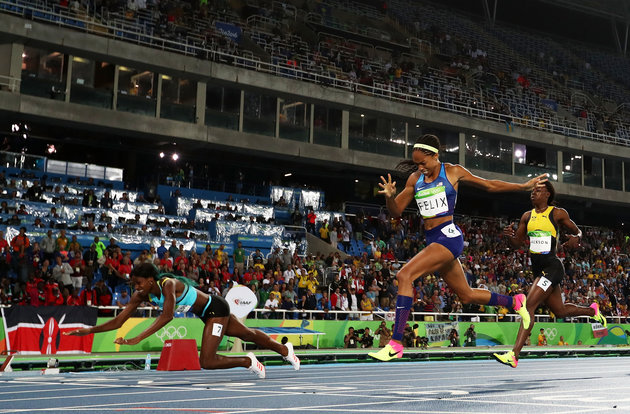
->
[174,304,192,313]
[212,323,223,337]
[440,223,461,238]
[528,231,552,254]
[537,276,552,292]
[415,186,448,218]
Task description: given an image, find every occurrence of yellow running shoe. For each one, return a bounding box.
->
[513,294,531,330]
[590,303,607,328]
[492,351,518,368]
[368,343,403,361]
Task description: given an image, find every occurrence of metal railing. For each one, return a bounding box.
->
[0,303,623,325]
[1,0,630,148]
[0,74,20,92]
[84,305,624,324]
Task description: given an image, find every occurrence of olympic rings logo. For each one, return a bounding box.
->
[544,328,557,340]
[155,326,188,343]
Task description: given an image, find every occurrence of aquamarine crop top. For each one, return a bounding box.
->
[149,277,200,313]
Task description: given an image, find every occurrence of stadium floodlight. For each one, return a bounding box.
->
[159,152,165,158]
[11,124,19,132]
[284,173,292,177]
[47,144,56,154]
[172,153,179,161]
[355,179,359,183]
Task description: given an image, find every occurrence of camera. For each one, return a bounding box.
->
[355,328,365,335]
[417,336,429,349]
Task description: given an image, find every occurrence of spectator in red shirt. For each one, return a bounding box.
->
[46,286,65,306]
[307,209,316,234]
[95,280,113,316]
[220,264,232,283]
[159,251,173,271]
[11,227,30,282]
[66,290,84,306]
[80,283,98,306]
[116,255,134,281]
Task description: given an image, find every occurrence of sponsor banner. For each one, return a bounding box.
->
[225,285,258,318]
[592,322,608,338]
[1,306,98,354]
[215,21,242,43]
[425,322,459,344]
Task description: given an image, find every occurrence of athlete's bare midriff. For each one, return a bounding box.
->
[423,215,453,230]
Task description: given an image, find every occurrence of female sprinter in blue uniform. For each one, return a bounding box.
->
[369,134,547,361]
[66,263,300,378]
[493,181,606,368]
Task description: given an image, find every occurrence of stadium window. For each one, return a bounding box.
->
[514,144,557,181]
[243,91,276,137]
[21,47,67,100]
[313,105,341,148]
[279,99,310,143]
[562,152,582,185]
[70,58,114,109]
[205,85,240,130]
[465,134,511,174]
[160,75,196,123]
[604,158,622,191]
[583,155,603,188]
[116,66,157,117]
[349,112,404,158]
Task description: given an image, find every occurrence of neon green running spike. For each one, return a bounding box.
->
[492,351,518,368]
[368,344,403,361]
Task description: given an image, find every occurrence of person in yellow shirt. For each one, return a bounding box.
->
[216,244,227,263]
[557,335,568,346]
[297,271,309,296]
[537,328,547,346]
[270,284,282,302]
[306,272,319,294]
[319,220,329,242]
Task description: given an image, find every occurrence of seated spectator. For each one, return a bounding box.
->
[33,217,45,228]
[46,286,65,306]
[263,292,279,319]
[94,280,113,316]
[80,283,98,306]
[82,189,98,207]
[116,289,131,307]
[66,289,83,306]
[25,180,43,201]
[100,191,113,209]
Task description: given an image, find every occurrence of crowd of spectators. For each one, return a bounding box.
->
[0,166,629,325]
[2,199,628,326]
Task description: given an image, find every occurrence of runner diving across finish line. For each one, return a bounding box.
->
[369,134,548,361]
[65,263,300,378]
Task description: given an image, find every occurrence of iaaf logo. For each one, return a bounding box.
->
[234,298,253,306]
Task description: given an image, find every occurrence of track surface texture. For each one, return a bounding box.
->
[0,357,626,413]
